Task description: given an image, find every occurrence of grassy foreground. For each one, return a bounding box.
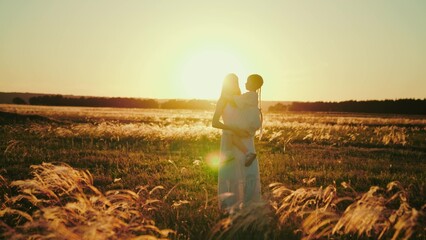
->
[1,104,425,239]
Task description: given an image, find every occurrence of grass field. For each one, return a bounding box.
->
[1,104,425,239]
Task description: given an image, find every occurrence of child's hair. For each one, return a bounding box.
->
[246,74,264,91]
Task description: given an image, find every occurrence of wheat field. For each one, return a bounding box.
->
[1,104,425,239]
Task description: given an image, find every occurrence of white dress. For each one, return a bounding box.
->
[218,104,262,211]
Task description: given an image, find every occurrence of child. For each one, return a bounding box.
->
[228,74,264,167]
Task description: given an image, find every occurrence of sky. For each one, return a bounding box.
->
[0,0,425,101]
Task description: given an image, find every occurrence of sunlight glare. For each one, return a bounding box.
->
[176,46,248,100]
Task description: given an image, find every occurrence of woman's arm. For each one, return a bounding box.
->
[212,98,229,130]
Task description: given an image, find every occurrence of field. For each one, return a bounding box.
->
[1,104,425,239]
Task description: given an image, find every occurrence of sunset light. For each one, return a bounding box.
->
[1,1,426,239]
[176,45,249,100]
[2,1,424,101]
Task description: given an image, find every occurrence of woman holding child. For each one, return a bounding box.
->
[212,73,264,213]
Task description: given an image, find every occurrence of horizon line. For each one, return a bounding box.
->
[1,91,425,103]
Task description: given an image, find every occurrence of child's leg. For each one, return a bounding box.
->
[231,135,257,166]
[245,152,257,167]
[236,131,257,167]
[231,135,248,155]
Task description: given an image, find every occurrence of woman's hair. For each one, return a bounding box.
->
[220,73,241,98]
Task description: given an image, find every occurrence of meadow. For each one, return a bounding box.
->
[1,104,425,239]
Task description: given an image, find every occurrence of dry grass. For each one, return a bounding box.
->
[4,164,423,240]
[209,180,425,240]
[209,202,276,240]
[278,180,426,239]
[0,163,174,240]
[2,104,425,148]
[1,105,425,239]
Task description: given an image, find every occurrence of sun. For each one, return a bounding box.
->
[176,46,249,100]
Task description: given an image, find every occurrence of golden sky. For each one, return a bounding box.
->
[1,0,425,101]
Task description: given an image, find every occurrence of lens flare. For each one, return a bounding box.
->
[205,151,221,169]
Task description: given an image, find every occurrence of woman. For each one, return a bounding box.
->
[212,73,262,213]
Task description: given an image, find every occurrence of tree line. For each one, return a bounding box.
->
[13,95,426,114]
[12,95,216,110]
[269,99,426,115]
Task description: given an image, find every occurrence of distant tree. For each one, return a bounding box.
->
[29,95,160,109]
[12,97,27,105]
[268,103,288,112]
[287,99,426,115]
